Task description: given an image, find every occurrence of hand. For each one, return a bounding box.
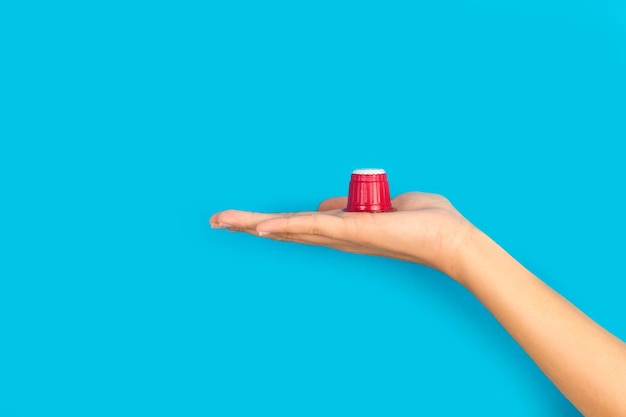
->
[211,192,626,416]
[210,192,475,277]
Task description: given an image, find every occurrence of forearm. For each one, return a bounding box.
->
[452,226,626,417]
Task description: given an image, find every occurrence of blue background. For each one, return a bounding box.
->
[1,1,625,415]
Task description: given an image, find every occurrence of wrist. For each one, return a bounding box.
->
[444,224,484,286]
[446,223,517,290]
[442,220,511,288]
[424,214,479,281]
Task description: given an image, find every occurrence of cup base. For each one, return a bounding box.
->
[342,207,397,213]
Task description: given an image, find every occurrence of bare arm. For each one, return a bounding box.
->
[457,227,626,417]
[210,192,626,416]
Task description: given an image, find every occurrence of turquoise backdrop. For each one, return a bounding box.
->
[2,1,625,415]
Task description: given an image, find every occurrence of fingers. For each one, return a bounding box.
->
[210,209,316,230]
[256,213,349,240]
[211,209,361,250]
[317,196,348,211]
[208,212,221,227]
[210,195,349,230]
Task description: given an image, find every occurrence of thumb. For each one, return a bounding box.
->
[317,196,348,211]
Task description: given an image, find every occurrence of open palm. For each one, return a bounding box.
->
[210,192,473,274]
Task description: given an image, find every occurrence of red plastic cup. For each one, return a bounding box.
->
[344,168,396,213]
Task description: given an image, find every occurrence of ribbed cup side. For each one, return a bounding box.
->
[345,173,394,212]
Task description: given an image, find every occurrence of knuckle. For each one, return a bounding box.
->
[282,216,294,234]
[310,214,322,235]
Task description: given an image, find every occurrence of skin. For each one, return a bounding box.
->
[210,192,626,417]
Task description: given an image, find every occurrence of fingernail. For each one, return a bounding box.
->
[211,222,233,229]
[258,231,271,237]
